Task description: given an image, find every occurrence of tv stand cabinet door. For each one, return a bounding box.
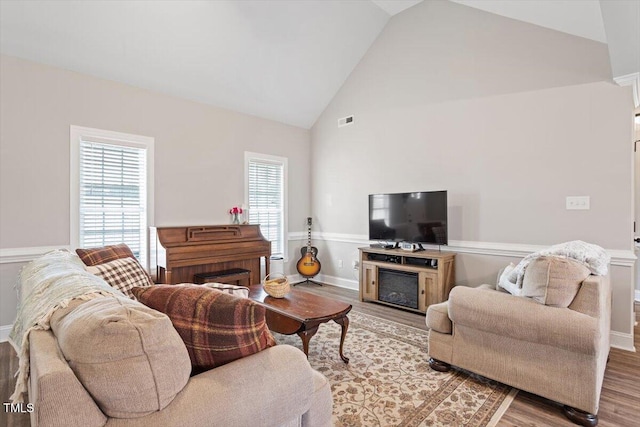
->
[419,271,439,310]
[361,262,378,301]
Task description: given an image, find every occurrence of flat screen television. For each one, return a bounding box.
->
[368,191,448,245]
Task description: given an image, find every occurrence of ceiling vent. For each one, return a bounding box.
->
[338,115,354,128]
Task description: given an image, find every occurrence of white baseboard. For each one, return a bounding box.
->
[285,273,358,291]
[316,274,358,291]
[610,331,636,352]
[286,273,303,284]
[0,324,12,343]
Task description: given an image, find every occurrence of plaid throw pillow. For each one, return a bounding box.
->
[87,258,153,299]
[76,243,136,266]
[132,285,276,371]
[76,243,153,282]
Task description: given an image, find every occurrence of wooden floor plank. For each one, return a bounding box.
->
[0,340,30,427]
[1,283,637,427]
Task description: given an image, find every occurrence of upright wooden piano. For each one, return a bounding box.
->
[151,225,271,285]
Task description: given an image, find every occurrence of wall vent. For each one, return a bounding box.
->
[338,115,354,128]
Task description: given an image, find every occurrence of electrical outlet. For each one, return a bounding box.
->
[566,196,590,210]
[337,259,343,268]
[352,260,359,269]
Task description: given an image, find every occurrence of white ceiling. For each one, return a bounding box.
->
[372,1,424,16]
[0,1,637,129]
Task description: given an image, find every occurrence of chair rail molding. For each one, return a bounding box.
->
[308,233,637,267]
[310,233,636,351]
[287,231,306,241]
[0,245,71,264]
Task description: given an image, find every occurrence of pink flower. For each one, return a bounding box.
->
[229,206,243,214]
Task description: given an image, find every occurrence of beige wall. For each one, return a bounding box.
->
[310,1,637,348]
[0,0,636,347]
[0,54,310,326]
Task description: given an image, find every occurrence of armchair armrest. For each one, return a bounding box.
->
[448,286,601,355]
[568,275,610,318]
[425,302,451,334]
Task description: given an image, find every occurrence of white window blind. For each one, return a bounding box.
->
[247,157,285,257]
[78,140,147,261]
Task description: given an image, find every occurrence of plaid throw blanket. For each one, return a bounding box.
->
[9,250,122,402]
[132,284,276,371]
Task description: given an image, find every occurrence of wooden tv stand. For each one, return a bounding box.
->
[358,247,455,314]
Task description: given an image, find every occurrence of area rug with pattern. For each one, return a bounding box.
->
[273,311,517,427]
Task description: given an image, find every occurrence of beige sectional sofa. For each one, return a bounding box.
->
[13,251,333,427]
[426,256,611,427]
[29,328,332,427]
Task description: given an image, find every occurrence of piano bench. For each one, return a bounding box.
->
[194,268,251,287]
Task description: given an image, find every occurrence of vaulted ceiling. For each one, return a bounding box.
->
[1,1,638,129]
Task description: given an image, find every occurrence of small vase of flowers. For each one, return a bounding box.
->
[229,206,243,224]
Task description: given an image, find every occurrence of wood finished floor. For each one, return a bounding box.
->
[1,284,638,427]
[296,283,640,427]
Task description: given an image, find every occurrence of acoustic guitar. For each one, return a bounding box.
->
[296,217,321,278]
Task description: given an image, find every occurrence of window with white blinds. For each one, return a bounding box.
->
[71,126,154,268]
[245,153,288,258]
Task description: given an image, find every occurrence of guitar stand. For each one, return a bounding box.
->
[293,277,323,287]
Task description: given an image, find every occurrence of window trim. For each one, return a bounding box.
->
[244,151,288,261]
[70,125,155,268]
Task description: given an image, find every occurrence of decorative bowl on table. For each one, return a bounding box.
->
[262,273,290,298]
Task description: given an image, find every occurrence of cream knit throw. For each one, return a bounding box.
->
[9,250,123,402]
[498,240,610,296]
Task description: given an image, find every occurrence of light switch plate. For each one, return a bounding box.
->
[566,196,590,210]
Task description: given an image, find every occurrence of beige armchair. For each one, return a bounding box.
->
[426,257,611,427]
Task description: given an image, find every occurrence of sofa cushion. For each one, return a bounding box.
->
[132,284,276,371]
[521,256,591,307]
[87,257,152,299]
[50,296,191,418]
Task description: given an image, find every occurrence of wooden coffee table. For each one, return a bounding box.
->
[249,284,352,363]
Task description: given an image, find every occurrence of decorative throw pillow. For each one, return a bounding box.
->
[521,256,591,307]
[50,296,191,418]
[76,243,153,282]
[76,243,137,266]
[132,284,276,371]
[87,257,153,299]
